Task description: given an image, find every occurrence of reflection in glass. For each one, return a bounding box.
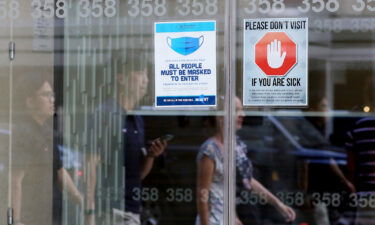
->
[11,73,82,225]
[197,98,295,225]
[84,53,167,225]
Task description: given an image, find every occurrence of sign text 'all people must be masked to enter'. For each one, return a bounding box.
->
[154,20,217,107]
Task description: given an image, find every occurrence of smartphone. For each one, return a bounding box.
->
[160,134,174,141]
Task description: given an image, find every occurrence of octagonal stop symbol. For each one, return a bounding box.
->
[255,32,297,76]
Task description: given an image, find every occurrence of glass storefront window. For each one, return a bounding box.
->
[0,1,373,225]
[235,1,375,225]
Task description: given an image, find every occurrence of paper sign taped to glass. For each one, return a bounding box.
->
[154,21,217,107]
[243,18,308,106]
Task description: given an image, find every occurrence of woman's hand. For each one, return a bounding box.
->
[276,202,296,222]
[344,180,356,193]
[235,217,243,225]
[250,178,296,222]
[85,214,95,225]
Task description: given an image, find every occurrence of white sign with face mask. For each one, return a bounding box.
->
[154,21,217,107]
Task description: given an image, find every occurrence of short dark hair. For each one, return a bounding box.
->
[14,69,53,111]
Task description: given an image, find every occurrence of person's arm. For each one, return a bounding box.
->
[345,130,356,183]
[11,169,25,225]
[83,153,100,225]
[329,158,355,193]
[141,139,166,180]
[250,178,296,222]
[197,155,214,225]
[57,168,83,205]
[347,150,356,185]
[86,154,100,207]
[297,160,309,192]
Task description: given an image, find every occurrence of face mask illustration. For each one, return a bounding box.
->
[167,36,204,56]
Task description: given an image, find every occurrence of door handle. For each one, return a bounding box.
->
[7,207,13,225]
[9,42,15,61]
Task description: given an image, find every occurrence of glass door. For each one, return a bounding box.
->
[235,1,375,225]
[2,1,375,225]
[8,1,55,225]
[0,0,11,224]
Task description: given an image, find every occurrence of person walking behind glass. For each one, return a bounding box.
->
[11,73,83,225]
[87,53,168,225]
[346,117,375,225]
[196,97,296,225]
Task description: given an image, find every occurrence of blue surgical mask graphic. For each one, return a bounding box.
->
[167,36,204,56]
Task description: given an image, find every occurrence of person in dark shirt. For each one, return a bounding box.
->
[89,53,167,225]
[11,74,83,225]
[346,117,375,225]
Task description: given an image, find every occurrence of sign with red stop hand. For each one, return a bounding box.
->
[243,18,308,106]
[255,32,297,76]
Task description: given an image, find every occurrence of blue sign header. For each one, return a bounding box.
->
[156,21,215,33]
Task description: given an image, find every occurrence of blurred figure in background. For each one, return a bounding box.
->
[346,117,375,225]
[303,93,354,225]
[306,94,329,136]
[196,97,295,225]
